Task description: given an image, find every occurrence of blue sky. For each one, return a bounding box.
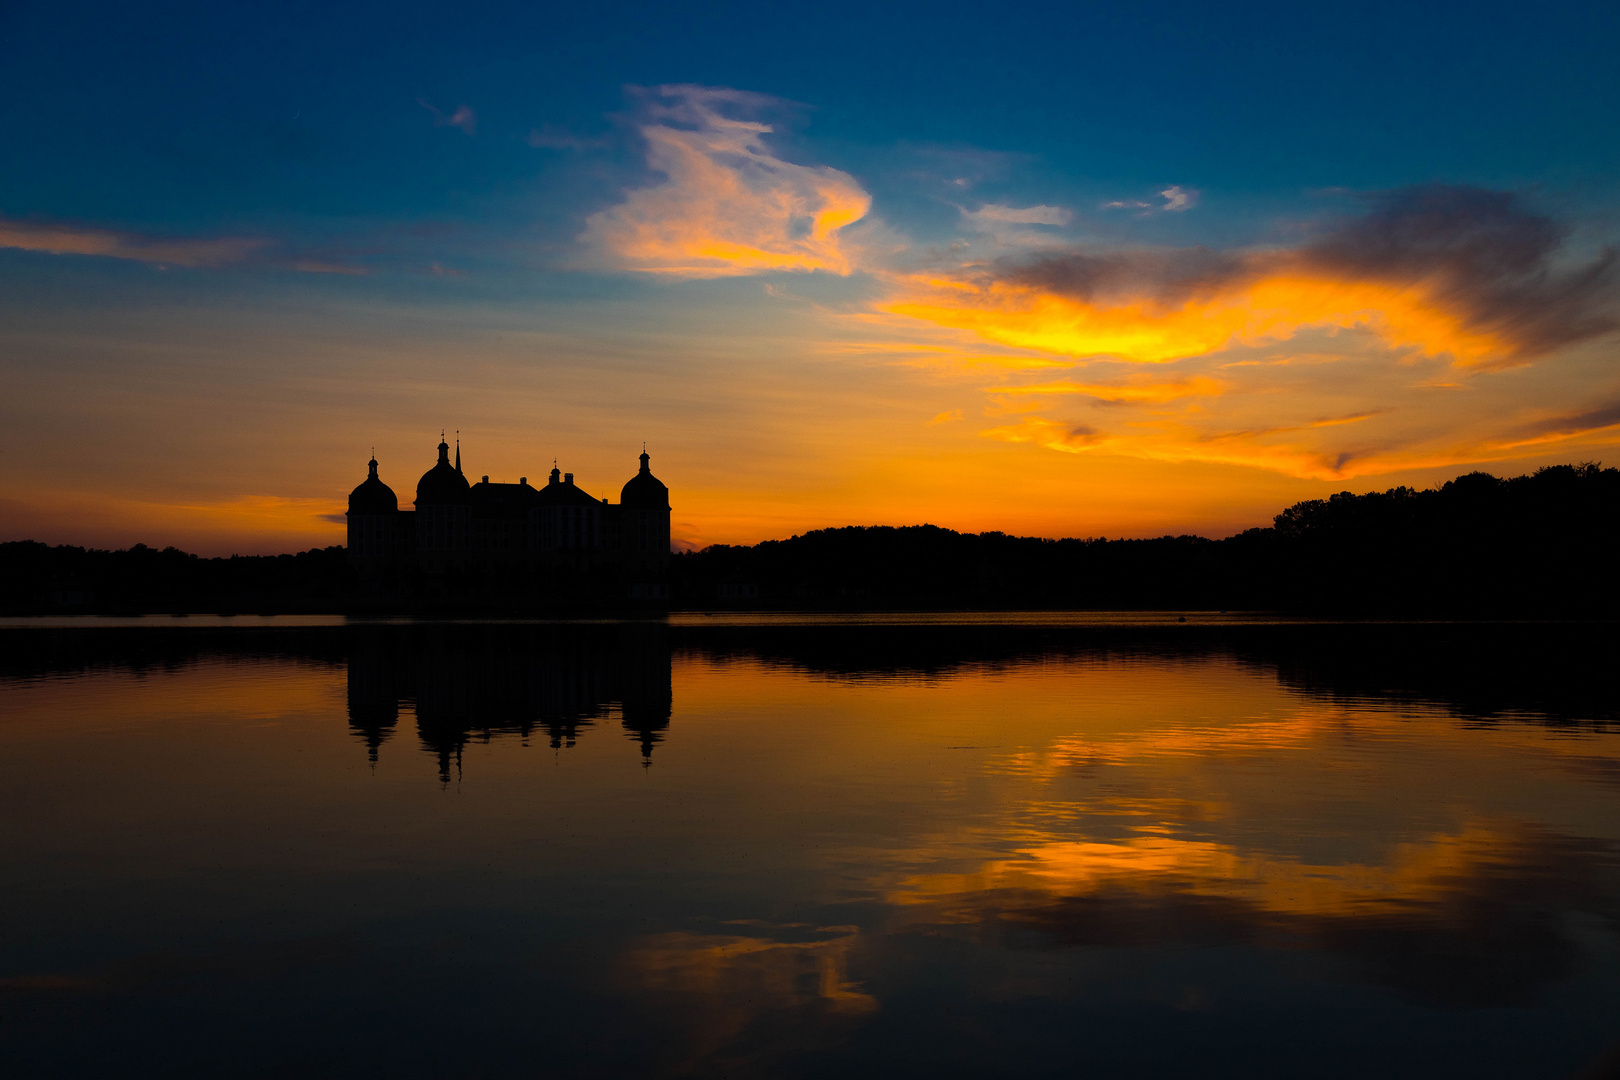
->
[10,1,1616,232]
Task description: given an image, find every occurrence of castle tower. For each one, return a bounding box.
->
[619,449,671,598]
[415,436,471,572]
[346,455,400,572]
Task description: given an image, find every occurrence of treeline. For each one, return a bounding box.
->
[0,542,351,614]
[4,463,1617,615]
[672,463,1620,615]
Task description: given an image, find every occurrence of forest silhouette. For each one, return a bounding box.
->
[675,462,1620,615]
[3,462,1617,616]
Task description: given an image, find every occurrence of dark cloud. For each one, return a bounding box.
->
[1006,247,1254,310]
[1510,399,1620,442]
[1303,185,1618,357]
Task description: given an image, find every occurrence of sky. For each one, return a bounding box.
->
[1,0,1617,554]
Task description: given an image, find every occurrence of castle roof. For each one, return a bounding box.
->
[470,477,541,511]
[620,451,670,510]
[536,466,603,508]
[416,439,470,506]
[348,458,398,515]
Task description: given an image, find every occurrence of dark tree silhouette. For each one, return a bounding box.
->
[4,463,1617,616]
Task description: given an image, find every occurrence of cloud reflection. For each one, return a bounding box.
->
[888,819,1618,1006]
[619,924,876,1075]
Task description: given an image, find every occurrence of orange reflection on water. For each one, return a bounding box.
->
[5,630,1620,1069]
[888,820,1535,922]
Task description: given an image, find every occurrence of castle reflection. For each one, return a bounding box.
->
[346,625,672,779]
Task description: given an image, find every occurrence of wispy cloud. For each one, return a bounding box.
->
[1104,186,1197,213]
[0,217,262,267]
[290,258,369,276]
[1160,185,1196,212]
[525,123,610,151]
[1495,400,1620,449]
[418,99,477,135]
[961,203,1072,229]
[581,85,871,278]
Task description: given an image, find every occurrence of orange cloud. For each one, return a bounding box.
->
[580,125,1620,490]
[886,271,1507,366]
[888,187,1615,369]
[582,85,871,278]
[991,375,1224,402]
[870,188,1619,480]
[0,218,261,267]
[979,412,1403,480]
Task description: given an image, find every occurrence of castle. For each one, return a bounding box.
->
[346,437,671,601]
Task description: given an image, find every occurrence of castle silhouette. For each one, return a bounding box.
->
[346,437,671,601]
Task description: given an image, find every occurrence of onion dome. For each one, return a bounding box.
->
[415,438,471,506]
[620,451,670,510]
[348,457,398,515]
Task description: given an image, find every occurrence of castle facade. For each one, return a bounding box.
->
[346,438,671,601]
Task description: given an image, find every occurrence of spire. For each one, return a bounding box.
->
[455,434,462,475]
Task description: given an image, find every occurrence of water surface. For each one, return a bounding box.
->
[2,623,1617,1078]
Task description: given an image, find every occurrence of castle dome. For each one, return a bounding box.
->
[415,438,470,506]
[620,451,670,510]
[348,458,398,515]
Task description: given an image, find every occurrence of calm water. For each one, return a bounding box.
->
[2,621,1618,1079]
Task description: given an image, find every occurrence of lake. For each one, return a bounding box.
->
[2,618,1618,1078]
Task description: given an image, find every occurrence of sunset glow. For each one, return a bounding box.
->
[2,8,1616,552]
